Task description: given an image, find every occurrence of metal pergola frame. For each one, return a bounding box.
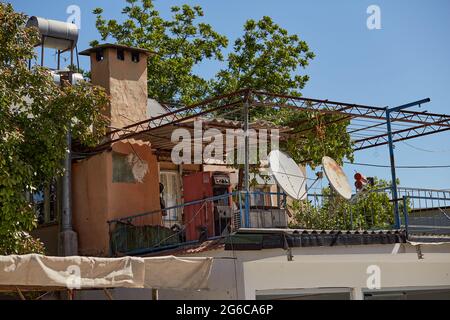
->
[94,89,450,151]
[87,88,450,229]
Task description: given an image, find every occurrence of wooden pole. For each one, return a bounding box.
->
[152,288,158,300]
[103,288,114,300]
[16,287,26,300]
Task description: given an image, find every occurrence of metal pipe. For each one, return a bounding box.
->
[243,100,250,227]
[61,130,72,231]
[386,108,401,228]
[389,98,431,112]
[385,99,431,229]
[402,196,409,239]
[75,45,80,71]
[40,36,45,66]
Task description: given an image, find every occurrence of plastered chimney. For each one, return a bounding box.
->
[80,44,152,130]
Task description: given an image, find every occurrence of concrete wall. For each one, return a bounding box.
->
[157,242,450,300]
[243,252,450,299]
[54,243,450,300]
[72,142,161,256]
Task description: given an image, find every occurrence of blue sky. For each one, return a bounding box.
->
[10,0,450,190]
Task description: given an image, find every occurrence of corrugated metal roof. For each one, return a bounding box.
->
[141,229,409,256]
[408,234,450,243]
[224,229,407,250]
[132,115,291,155]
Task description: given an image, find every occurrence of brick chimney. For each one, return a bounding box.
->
[79,44,151,130]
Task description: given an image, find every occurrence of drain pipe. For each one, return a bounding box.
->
[59,130,78,256]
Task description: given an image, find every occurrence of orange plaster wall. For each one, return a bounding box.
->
[109,142,161,225]
[72,142,161,256]
[72,151,110,256]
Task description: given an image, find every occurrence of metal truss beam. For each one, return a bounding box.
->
[93,89,450,153]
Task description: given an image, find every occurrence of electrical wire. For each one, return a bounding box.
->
[402,140,450,153]
[345,161,450,169]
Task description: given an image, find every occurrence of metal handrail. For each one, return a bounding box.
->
[108,192,239,223]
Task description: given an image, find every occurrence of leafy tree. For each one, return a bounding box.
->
[289,178,405,230]
[91,0,228,105]
[0,3,108,254]
[92,1,353,169]
[212,16,352,168]
[212,16,314,96]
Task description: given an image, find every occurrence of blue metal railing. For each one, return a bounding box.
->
[303,187,450,233]
[400,194,450,236]
[108,187,450,255]
[108,191,288,255]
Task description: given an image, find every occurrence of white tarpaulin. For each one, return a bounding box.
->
[143,256,213,290]
[0,254,145,290]
[0,254,212,291]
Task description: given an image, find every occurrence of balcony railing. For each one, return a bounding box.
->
[108,187,450,256]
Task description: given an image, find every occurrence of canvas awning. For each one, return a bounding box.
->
[0,254,212,292]
[143,256,212,290]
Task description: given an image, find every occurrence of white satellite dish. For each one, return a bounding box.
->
[268,150,307,200]
[322,156,352,200]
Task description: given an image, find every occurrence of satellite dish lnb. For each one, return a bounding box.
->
[322,156,352,200]
[268,150,307,200]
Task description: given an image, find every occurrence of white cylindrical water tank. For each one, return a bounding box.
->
[49,70,61,85]
[71,73,84,85]
[26,16,79,51]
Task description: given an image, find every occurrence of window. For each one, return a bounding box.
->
[96,50,104,62]
[131,52,140,63]
[112,152,135,183]
[160,171,182,224]
[117,49,125,61]
[32,180,58,225]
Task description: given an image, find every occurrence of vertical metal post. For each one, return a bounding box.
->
[243,99,250,227]
[43,186,50,223]
[386,108,401,229]
[70,47,74,67]
[75,45,80,71]
[276,185,281,208]
[402,196,409,239]
[384,98,430,229]
[61,130,72,231]
[40,36,45,66]
[59,126,78,255]
[238,191,243,228]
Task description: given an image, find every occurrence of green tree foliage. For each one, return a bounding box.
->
[0,3,108,254]
[91,0,228,105]
[289,178,404,230]
[213,16,352,167]
[213,16,314,96]
[92,1,354,169]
